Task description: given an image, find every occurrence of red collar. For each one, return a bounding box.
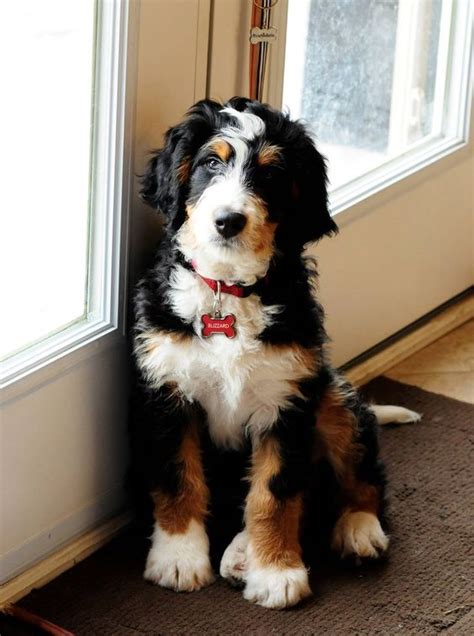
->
[191,260,262,298]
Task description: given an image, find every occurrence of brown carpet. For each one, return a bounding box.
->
[6,378,474,635]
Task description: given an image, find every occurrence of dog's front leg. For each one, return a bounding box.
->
[243,434,311,609]
[134,384,214,592]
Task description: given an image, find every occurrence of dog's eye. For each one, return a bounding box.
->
[262,166,280,181]
[205,157,221,171]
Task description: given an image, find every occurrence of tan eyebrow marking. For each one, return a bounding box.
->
[208,139,232,162]
[257,143,281,166]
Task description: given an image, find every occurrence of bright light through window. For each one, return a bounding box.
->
[0,0,96,360]
[283,0,455,190]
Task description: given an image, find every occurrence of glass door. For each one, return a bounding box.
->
[0,0,135,584]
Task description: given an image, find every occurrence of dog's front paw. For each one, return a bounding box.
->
[144,549,214,592]
[244,564,311,609]
[144,519,215,591]
[332,511,389,559]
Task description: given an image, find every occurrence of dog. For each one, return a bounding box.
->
[130,97,420,609]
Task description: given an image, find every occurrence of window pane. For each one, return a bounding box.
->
[0,0,96,359]
[283,0,446,189]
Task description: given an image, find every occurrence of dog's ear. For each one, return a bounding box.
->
[140,100,221,229]
[140,124,192,230]
[284,125,338,249]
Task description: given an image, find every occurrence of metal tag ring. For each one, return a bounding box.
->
[253,0,279,9]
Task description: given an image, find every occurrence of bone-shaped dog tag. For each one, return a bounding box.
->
[201,314,236,338]
[250,26,278,44]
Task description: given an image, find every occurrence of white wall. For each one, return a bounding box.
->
[315,141,473,367]
[1,345,129,581]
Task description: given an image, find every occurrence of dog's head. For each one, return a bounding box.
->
[141,98,337,283]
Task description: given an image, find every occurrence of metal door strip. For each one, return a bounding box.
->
[249,0,279,101]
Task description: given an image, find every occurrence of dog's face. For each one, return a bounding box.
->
[141,98,337,283]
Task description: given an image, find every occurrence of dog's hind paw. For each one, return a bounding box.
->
[332,511,389,559]
[220,530,248,587]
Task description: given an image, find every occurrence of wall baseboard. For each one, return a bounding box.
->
[0,512,132,608]
[1,488,128,585]
[345,292,473,387]
[1,293,472,607]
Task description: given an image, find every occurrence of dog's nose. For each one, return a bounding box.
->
[214,209,247,239]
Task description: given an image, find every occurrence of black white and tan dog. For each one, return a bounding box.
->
[130,97,420,609]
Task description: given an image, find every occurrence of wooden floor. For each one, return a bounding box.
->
[386,319,473,404]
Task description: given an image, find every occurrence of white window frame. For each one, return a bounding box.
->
[388,0,452,154]
[1,0,137,402]
[267,0,473,215]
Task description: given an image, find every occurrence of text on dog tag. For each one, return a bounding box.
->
[201,314,236,338]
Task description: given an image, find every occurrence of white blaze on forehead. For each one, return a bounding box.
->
[208,107,266,176]
[200,108,266,205]
[220,107,265,140]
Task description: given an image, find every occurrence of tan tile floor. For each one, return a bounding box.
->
[386,319,474,404]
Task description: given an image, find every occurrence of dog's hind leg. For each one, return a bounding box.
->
[315,376,389,560]
[131,383,214,591]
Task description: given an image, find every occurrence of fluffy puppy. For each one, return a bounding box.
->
[130,97,419,609]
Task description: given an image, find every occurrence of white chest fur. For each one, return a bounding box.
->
[136,266,313,449]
